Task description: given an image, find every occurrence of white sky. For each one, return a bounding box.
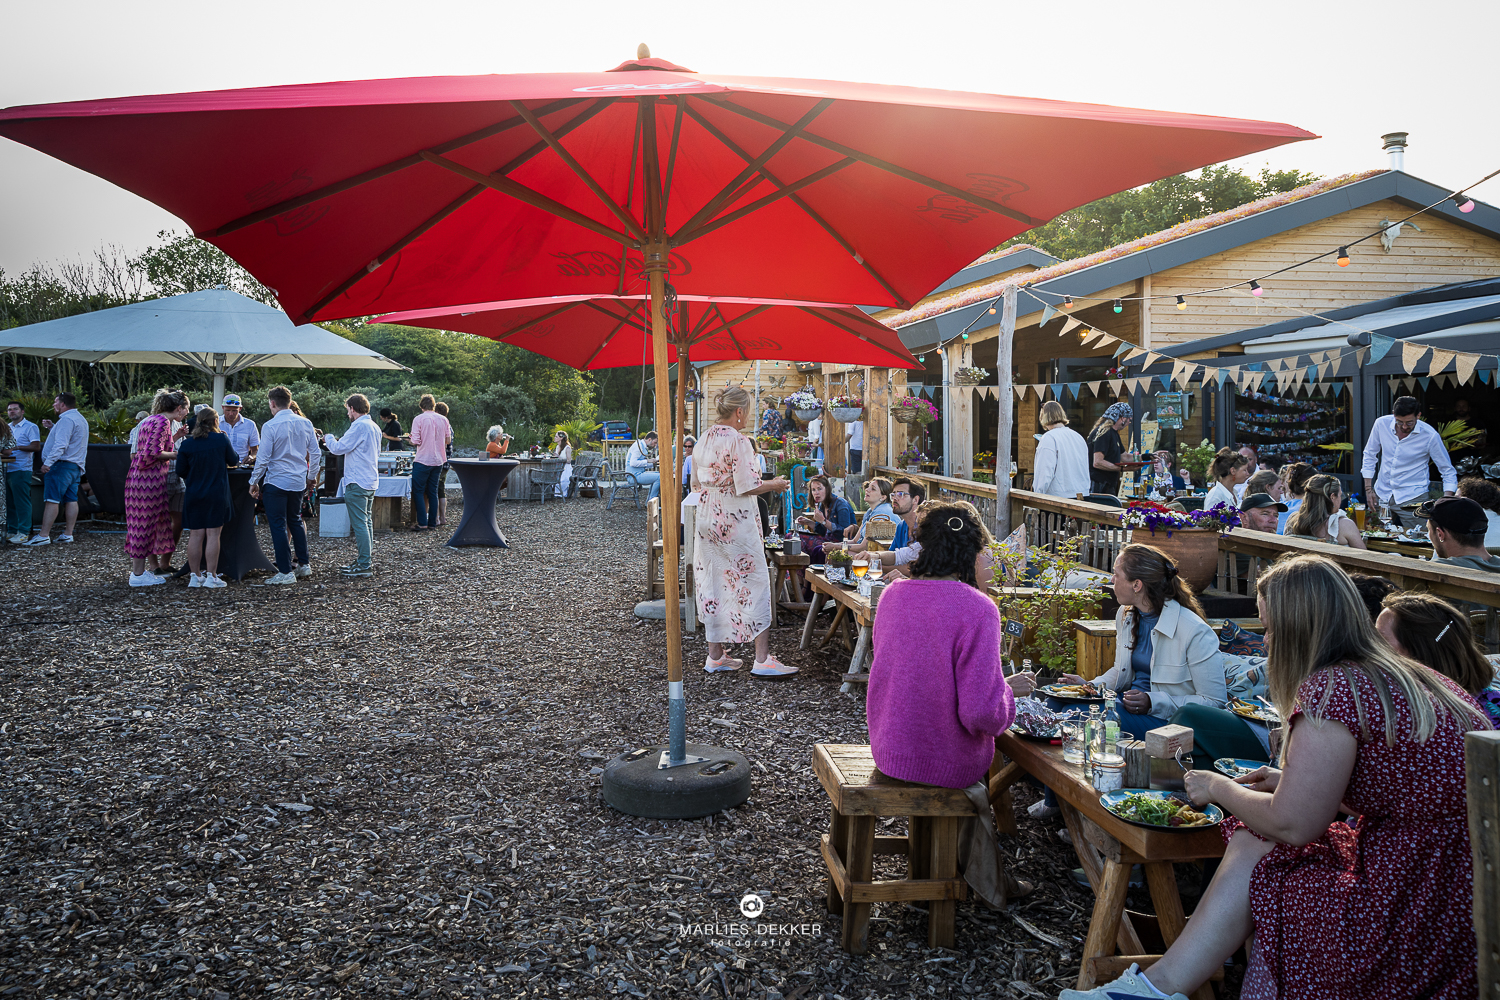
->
[3,0,1497,276]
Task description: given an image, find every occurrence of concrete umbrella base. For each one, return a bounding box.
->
[602,744,750,819]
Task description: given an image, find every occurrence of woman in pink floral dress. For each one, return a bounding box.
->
[1064,553,1488,1000]
[693,386,796,678]
[124,390,189,587]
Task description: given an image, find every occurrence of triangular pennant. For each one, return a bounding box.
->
[1059,317,1082,337]
[1418,377,1431,389]
[1482,368,1493,385]
[1039,304,1057,326]
[1122,347,1148,363]
[1441,373,1454,389]
[1050,383,1064,399]
[1429,348,1457,374]
[1402,341,1428,373]
[1067,382,1081,397]
[1456,352,1481,385]
[1369,335,1396,364]
[1107,378,1122,395]
[1014,384,1027,399]
[1159,375,1172,390]
[1113,340,1133,357]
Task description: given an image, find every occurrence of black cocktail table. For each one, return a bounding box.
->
[221,469,277,580]
[446,459,518,547]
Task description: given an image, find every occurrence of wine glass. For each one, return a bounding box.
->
[767,513,779,537]
[867,554,883,582]
[851,554,868,579]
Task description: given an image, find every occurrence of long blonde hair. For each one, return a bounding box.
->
[1258,554,1488,746]
[1285,474,1340,538]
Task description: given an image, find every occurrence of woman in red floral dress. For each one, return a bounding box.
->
[1063,553,1488,1000]
[124,390,189,586]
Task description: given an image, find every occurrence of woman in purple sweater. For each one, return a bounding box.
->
[867,502,1015,789]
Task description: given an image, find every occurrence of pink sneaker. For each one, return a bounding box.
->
[704,656,743,673]
[751,654,798,679]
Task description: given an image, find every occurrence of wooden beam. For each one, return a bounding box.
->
[994,286,1017,538]
[1469,730,1500,1000]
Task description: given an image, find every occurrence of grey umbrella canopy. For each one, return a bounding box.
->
[1,287,408,406]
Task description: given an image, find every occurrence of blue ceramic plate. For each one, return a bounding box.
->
[1099,788,1224,830]
[1214,758,1266,779]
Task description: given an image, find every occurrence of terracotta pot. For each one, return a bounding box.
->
[1127,526,1221,592]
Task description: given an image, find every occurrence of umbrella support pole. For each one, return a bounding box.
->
[659,681,707,769]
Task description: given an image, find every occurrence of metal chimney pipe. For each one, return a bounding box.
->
[1382,132,1408,172]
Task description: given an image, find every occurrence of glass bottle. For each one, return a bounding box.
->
[1103,699,1120,755]
[1084,705,1102,767]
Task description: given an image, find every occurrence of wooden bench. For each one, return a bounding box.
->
[814,744,976,953]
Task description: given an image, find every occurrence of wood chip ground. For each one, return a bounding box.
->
[0,497,1244,998]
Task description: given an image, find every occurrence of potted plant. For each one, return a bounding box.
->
[893,395,940,425]
[953,365,989,386]
[785,389,823,422]
[826,546,853,583]
[898,445,924,472]
[828,394,864,423]
[1120,499,1240,592]
[989,534,1104,674]
[1178,438,1217,488]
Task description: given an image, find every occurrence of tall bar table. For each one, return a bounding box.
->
[221,469,277,580]
[446,458,518,547]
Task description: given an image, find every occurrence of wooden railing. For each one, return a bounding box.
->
[874,466,998,525]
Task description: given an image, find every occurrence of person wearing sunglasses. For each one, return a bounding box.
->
[1361,395,1455,527]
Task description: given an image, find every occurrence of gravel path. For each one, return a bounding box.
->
[0,497,1231,999]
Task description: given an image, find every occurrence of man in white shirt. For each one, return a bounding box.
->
[846,419,864,474]
[322,393,381,577]
[4,400,41,543]
[249,386,318,584]
[28,392,89,545]
[220,393,259,462]
[1362,395,1456,526]
[807,415,823,467]
[625,431,661,502]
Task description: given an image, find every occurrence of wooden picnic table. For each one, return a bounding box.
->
[801,569,875,693]
[993,733,1224,999]
[1363,535,1434,558]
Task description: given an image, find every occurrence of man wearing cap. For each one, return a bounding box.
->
[1362,395,1455,526]
[1422,497,1500,573]
[220,394,259,463]
[1239,491,1287,534]
[1088,402,1135,497]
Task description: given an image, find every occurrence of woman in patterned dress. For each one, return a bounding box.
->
[1064,553,1489,1000]
[124,390,189,587]
[693,385,795,678]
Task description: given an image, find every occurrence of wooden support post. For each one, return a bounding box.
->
[827,806,849,914]
[865,366,890,470]
[927,815,959,948]
[950,341,973,479]
[994,286,1017,539]
[841,815,875,954]
[1468,731,1500,998]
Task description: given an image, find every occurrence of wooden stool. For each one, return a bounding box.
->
[814,744,975,953]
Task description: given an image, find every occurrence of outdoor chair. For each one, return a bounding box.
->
[1082,493,1124,509]
[527,463,564,503]
[606,456,650,511]
[569,450,605,498]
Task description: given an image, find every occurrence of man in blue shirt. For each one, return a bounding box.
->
[28,393,89,545]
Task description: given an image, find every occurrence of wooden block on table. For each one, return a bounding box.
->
[1118,738,1150,788]
[1144,724,1193,760]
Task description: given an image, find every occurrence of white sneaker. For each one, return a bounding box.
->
[265,572,297,585]
[188,573,204,588]
[1027,800,1060,820]
[6,532,27,544]
[1059,963,1188,1000]
[56,534,74,543]
[750,654,798,678]
[293,563,313,578]
[129,571,165,588]
[704,656,743,673]
[202,573,228,589]
[24,535,50,546]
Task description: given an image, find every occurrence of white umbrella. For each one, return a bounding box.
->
[1,287,408,406]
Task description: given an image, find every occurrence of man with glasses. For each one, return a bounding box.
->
[1362,395,1455,527]
[680,435,696,491]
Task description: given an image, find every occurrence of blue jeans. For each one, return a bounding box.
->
[412,461,442,526]
[633,469,661,502]
[263,484,308,575]
[6,468,33,535]
[43,460,81,504]
[344,482,374,569]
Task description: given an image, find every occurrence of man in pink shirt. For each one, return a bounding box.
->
[408,394,451,531]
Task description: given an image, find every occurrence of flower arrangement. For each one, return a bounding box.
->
[953,366,990,385]
[684,387,704,402]
[1178,438,1217,486]
[755,434,784,451]
[828,394,863,409]
[893,395,940,425]
[1121,499,1240,537]
[973,451,996,468]
[785,389,823,415]
[898,445,925,466]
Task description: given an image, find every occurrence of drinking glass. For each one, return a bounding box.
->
[867,556,883,582]
[767,514,779,536]
[1061,722,1086,765]
[851,554,868,579]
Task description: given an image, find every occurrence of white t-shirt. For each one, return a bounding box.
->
[847,421,864,450]
[1204,482,1238,513]
[807,417,821,445]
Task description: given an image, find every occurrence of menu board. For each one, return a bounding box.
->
[1155,392,1186,429]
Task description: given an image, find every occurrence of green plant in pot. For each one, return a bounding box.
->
[1178,438,1217,487]
[827,548,853,567]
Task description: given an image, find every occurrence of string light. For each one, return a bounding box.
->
[1454,194,1477,214]
[1249,280,1263,296]
[1112,300,1123,313]
[961,331,969,340]
[1062,296,1073,310]
[1175,295,1187,310]
[1336,247,1351,267]
[988,306,997,314]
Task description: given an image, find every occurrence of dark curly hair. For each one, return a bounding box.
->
[909,501,993,587]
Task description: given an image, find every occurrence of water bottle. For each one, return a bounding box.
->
[1103,699,1120,755]
[1084,705,1102,766]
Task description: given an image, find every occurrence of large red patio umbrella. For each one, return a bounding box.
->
[375,294,922,370]
[0,50,1313,782]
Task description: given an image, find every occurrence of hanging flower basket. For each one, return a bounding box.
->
[893,396,940,425]
[794,408,822,422]
[953,366,989,386]
[829,407,863,423]
[786,389,822,424]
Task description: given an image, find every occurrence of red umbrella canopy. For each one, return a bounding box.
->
[376,294,923,370]
[0,56,1315,323]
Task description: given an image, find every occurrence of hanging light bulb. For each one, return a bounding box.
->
[961,331,969,340]
[988,305,997,315]
[918,354,925,363]
[1249,280,1263,296]
[1112,300,1123,314]
[1062,295,1073,310]
[1454,193,1477,213]
[1175,295,1187,310]
[1336,247,1351,267]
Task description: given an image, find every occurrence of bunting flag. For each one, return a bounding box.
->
[1068,382,1081,397]
[1419,377,1431,390]
[1159,375,1172,390]
[1050,383,1064,399]
[1059,316,1081,337]
[1483,369,1493,386]
[1401,341,1429,374]
[1368,334,1396,364]
[1039,304,1057,326]
[1122,346,1149,363]
[1429,348,1457,374]
[1456,352,1481,385]
[1113,341,1133,358]
[1108,378,1124,395]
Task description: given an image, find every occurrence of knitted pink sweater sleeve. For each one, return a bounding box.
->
[953,601,1015,739]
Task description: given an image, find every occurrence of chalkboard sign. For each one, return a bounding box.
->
[1003,618,1026,638]
[1155,392,1186,429]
